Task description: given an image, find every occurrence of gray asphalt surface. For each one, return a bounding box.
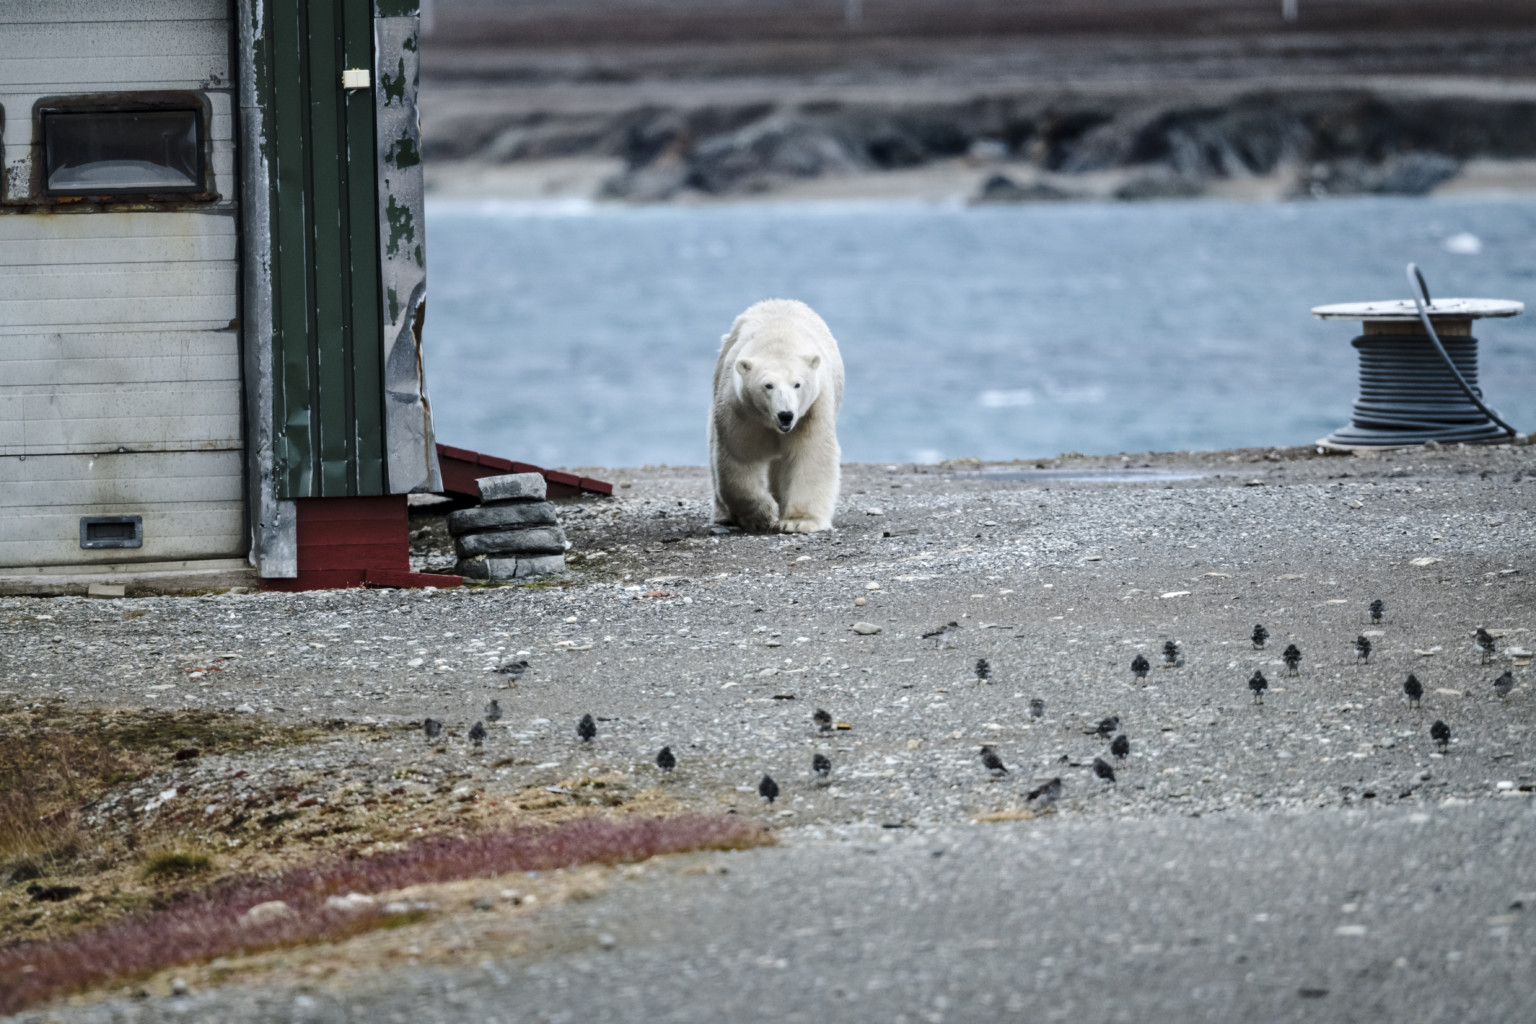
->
[5,443,1535,1021]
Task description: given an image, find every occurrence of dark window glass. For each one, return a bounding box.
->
[43,110,202,194]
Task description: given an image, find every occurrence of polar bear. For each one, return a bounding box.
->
[710,299,844,533]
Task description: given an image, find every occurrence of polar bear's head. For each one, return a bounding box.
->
[734,354,822,434]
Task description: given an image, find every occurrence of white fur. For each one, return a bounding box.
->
[709,299,844,533]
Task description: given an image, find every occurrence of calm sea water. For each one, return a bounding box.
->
[423,196,1536,468]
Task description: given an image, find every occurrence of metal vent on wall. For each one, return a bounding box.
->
[80,516,143,549]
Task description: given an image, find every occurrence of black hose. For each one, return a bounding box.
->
[1323,266,1517,447]
[1404,263,1518,438]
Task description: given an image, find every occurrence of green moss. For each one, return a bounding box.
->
[141,853,212,882]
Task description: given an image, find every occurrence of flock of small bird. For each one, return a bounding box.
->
[414,597,1516,815]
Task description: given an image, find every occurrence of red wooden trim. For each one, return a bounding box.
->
[294,496,407,522]
[432,444,614,499]
[297,544,409,571]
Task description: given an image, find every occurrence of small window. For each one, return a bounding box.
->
[43,109,202,195]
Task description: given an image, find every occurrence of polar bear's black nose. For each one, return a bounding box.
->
[777,411,794,428]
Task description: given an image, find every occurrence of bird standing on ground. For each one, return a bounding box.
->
[1355,635,1372,664]
[813,753,832,777]
[1404,674,1423,708]
[468,720,487,748]
[813,708,833,732]
[924,621,961,648]
[1162,640,1180,667]
[423,718,442,740]
[1282,643,1302,676]
[1249,670,1268,705]
[1131,654,1149,681]
[979,745,1009,775]
[1476,628,1497,664]
[1027,777,1063,805]
[1093,757,1116,783]
[656,746,676,772]
[577,714,596,742]
[1430,719,1451,752]
[975,658,992,682]
[484,699,502,722]
[1091,716,1120,739]
[496,659,529,678]
[1110,734,1130,760]
[758,774,780,803]
[1028,698,1046,719]
[1494,671,1516,699]
[1252,625,1269,649]
[1370,599,1385,623]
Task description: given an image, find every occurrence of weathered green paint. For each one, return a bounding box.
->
[344,0,386,494]
[380,57,407,107]
[387,286,400,324]
[386,133,420,168]
[384,192,414,257]
[264,0,396,499]
[373,0,419,17]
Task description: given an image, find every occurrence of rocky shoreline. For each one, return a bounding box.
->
[421,85,1536,203]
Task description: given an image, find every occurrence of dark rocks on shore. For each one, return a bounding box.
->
[429,89,1536,202]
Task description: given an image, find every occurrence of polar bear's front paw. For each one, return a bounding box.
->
[778,517,829,534]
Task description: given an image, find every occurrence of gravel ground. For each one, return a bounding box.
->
[5,441,1535,1019]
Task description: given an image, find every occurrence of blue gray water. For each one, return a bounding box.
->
[423,196,1536,468]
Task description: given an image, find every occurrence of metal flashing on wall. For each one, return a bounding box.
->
[375,11,441,494]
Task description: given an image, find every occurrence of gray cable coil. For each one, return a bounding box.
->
[1323,265,1518,447]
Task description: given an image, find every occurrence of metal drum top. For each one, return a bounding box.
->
[1311,298,1524,321]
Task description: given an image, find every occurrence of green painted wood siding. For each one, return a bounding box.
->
[268,0,387,498]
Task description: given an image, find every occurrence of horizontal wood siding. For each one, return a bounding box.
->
[0,0,243,569]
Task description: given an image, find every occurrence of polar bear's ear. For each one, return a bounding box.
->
[805,354,821,370]
[736,358,752,376]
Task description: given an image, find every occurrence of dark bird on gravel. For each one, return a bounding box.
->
[813,753,832,777]
[1162,640,1180,667]
[1029,698,1046,719]
[1431,719,1451,752]
[1249,670,1268,705]
[1354,635,1372,664]
[1093,757,1116,783]
[423,717,442,740]
[1251,625,1269,649]
[1404,674,1423,708]
[484,699,502,722]
[1131,654,1150,681]
[975,658,992,682]
[1476,628,1497,664]
[1282,644,1302,676]
[1370,599,1385,623]
[1494,671,1516,699]
[1027,777,1063,804]
[813,708,833,732]
[656,746,676,772]
[758,774,780,803]
[1090,716,1120,739]
[577,714,596,742]
[1110,734,1130,760]
[496,659,530,678]
[468,720,487,748]
[924,621,961,648]
[979,745,1009,775]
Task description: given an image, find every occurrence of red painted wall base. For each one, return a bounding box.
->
[259,495,462,592]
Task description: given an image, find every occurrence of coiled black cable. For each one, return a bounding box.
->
[1323,265,1518,447]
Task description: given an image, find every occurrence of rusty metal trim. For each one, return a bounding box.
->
[238,0,296,577]
[375,13,441,494]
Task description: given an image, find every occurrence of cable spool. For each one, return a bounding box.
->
[1312,273,1523,449]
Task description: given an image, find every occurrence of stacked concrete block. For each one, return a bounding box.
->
[450,473,568,580]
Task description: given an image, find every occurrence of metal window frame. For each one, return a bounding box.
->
[30,92,218,204]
